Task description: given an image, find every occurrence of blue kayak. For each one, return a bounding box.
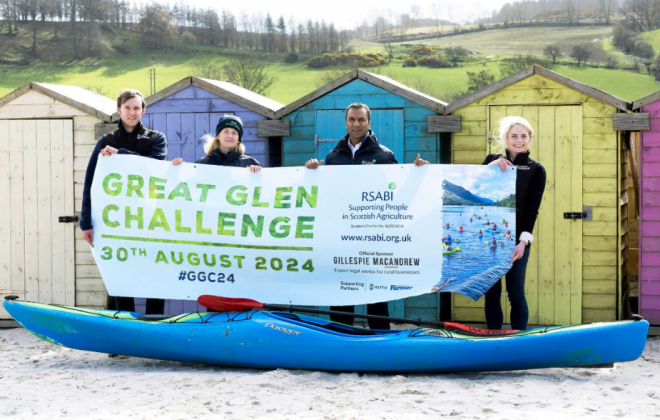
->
[3,299,649,373]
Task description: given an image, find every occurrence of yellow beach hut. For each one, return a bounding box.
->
[444,65,638,326]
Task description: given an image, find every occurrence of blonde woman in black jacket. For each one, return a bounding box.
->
[483,116,546,331]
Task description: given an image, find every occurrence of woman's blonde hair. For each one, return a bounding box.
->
[494,116,534,153]
[202,133,246,155]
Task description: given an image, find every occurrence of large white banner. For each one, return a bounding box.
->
[90,155,517,305]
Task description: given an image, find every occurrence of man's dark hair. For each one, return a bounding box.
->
[117,89,146,109]
[345,103,371,122]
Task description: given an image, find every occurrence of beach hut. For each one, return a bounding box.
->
[0,82,115,324]
[102,76,285,314]
[106,76,285,167]
[444,65,641,326]
[275,69,449,166]
[631,92,660,325]
[275,69,450,321]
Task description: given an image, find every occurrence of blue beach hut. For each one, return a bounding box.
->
[109,76,285,315]
[275,69,450,321]
[275,69,449,166]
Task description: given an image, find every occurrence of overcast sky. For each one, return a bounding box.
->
[163,0,516,29]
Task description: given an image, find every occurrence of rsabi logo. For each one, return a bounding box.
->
[391,285,413,291]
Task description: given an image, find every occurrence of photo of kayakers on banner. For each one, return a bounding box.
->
[88,156,516,306]
[431,168,517,299]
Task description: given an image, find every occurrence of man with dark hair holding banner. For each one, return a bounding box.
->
[305,103,430,330]
[80,89,168,315]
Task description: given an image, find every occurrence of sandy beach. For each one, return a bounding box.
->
[1,327,659,420]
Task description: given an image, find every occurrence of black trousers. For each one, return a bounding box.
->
[330,302,390,330]
[114,297,165,315]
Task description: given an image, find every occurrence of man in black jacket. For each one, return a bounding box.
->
[80,89,167,314]
[305,103,408,330]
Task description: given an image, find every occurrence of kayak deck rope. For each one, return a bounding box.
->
[41,302,571,337]
[46,303,260,324]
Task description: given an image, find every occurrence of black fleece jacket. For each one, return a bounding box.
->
[80,120,167,231]
[483,150,546,243]
[325,130,398,165]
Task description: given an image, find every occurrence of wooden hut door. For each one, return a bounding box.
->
[489,106,583,326]
[315,110,404,163]
[0,119,76,319]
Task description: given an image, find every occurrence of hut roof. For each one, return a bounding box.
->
[274,69,448,119]
[631,90,660,111]
[0,82,116,122]
[444,65,629,114]
[115,76,285,121]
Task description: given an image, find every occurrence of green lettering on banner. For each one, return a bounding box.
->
[219,255,231,268]
[241,215,264,237]
[196,184,216,203]
[103,204,120,227]
[175,210,191,233]
[196,211,212,234]
[203,254,216,267]
[251,187,269,208]
[148,208,171,231]
[274,187,292,209]
[296,186,318,208]
[103,173,122,196]
[149,177,167,199]
[217,212,236,236]
[295,216,315,239]
[269,217,291,238]
[125,206,143,229]
[227,185,248,205]
[168,182,193,201]
[155,251,168,264]
[126,175,144,198]
[171,252,184,265]
[187,253,200,266]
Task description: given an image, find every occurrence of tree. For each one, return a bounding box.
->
[383,43,394,63]
[276,15,287,53]
[27,0,44,55]
[430,3,444,36]
[264,14,275,52]
[543,45,563,64]
[288,17,297,53]
[565,0,576,25]
[445,46,468,65]
[328,23,338,53]
[604,55,618,69]
[635,38,655,59]
[409,4,420,29]
[466,70,495,93]
[140,4,174,50]
[338,30,348,52]
[623,0,660,32]
[191,62,223,80]
[570,44,591,65]
[223,58,278,95]
[649,55,660,80]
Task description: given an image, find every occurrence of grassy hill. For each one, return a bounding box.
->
[1,23,659,105]
[393,26,614,57]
